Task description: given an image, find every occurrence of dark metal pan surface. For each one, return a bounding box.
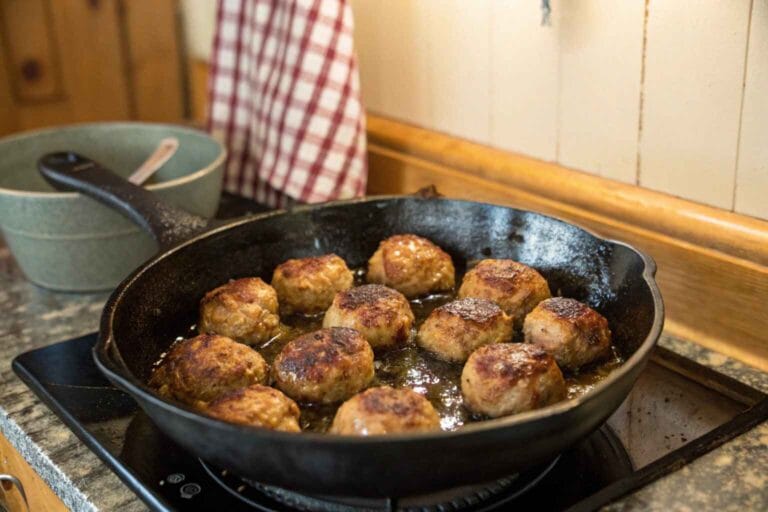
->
[38,152,663,497]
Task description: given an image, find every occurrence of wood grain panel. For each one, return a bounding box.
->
[0,433,67,512]
[0,0,63,102]
[50,0,131,121]
[638,0,751,209]
[557,0,644,184]
[0,30,20,136]
[489,0,559,161]
[189,58,209,124]
[735,0,768,219]
[366,144,768,370]
[123,0,185,122]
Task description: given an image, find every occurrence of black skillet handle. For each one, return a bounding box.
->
[38,152,210,250]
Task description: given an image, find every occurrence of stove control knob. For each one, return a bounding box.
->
[180,483,201,499]
[167,473,185,484]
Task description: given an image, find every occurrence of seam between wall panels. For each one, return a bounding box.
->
[732,0,755,212]
[487,0,494,153]
[635,0,650,186]
[554,4,562,163]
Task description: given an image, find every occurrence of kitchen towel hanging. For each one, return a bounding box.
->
[207,0,367,207]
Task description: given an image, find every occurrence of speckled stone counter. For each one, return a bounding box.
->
[1,236,766,511]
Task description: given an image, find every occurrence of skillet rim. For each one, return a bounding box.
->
[93,195,664,444]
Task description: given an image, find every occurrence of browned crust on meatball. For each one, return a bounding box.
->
[271,254,354,315]
[149,334,269,406]
[334,285,414,337]
[199,277,280,344]
[470,343,554,384]
[417,298,513,362]
[434,298,504,325]
[461,342,566,417]
[523,297,612,370]
[274,254,341,278]
[539,297,609,345]
[367,234,455,297]
[329,386,441,435]
[458,259,550,324]
[275,328,368,383]
[468,260,541,295]
[203,277,271,305]
[272,327,374,403]
[206,384,301,432]
[359,386,423,416]
[323,285,415,350]
[381,235,448,281]
[338,284,401,310]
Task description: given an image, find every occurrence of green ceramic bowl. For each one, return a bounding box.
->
[0,122,225,292]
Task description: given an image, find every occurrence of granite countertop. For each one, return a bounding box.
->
[1,236,767,511]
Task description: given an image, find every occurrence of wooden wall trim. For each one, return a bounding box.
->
[364,125,768,371]
[367,115,768,266]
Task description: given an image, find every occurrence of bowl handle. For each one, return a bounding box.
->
[38,152,209,250]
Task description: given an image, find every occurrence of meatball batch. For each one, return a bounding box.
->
[417,298,513,362]
[330,386,441,435]
[272,327,374,404]
[323,284,415,350]
[271,254,354,315]
[199,277,280,345]
[206,384,301,432]
[461,343,566,418]
[524,297,611,371]
[149,334,269,407]
[367,234,455,298]
[458,259,550,326]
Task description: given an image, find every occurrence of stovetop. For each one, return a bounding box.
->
[12,334,768,512]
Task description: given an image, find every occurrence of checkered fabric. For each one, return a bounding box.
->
[207,0,367,207]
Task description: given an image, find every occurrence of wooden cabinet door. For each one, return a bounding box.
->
[0,0,184,137]
[0,433,67,512]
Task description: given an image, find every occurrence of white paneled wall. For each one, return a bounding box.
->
[490,0,558,161]
[180,0,218,61]
[557,1,645,184]
[736,0,768,219]
[181,1,767,220]
[639,0,751,210]
[353,0,434,128]
[354,0,491,142]
[350,0,768,219]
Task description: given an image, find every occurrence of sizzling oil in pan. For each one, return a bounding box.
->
[253,270,623,433]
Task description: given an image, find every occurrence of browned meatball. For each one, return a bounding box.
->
[272,328,374,404]
[417,298,513,362]
[322,284,414,350]
[461,343,566,418]
[367,234,455,298]
[523,297,611,370]
[206,385,301,432]
[199,277,281,345]
[271,254,354,315]
[329,386,441,435]
[149,334,269,407]
[458,259,550,326]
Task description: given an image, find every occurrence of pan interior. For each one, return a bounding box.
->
[112,198,655,405]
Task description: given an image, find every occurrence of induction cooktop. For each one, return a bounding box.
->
[13,333,768,511]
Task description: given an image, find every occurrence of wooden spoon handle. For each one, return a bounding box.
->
[127,137,179,185]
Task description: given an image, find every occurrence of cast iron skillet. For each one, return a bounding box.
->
[39,152,664,498]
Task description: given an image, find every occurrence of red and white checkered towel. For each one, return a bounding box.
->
[207,0,367,207]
